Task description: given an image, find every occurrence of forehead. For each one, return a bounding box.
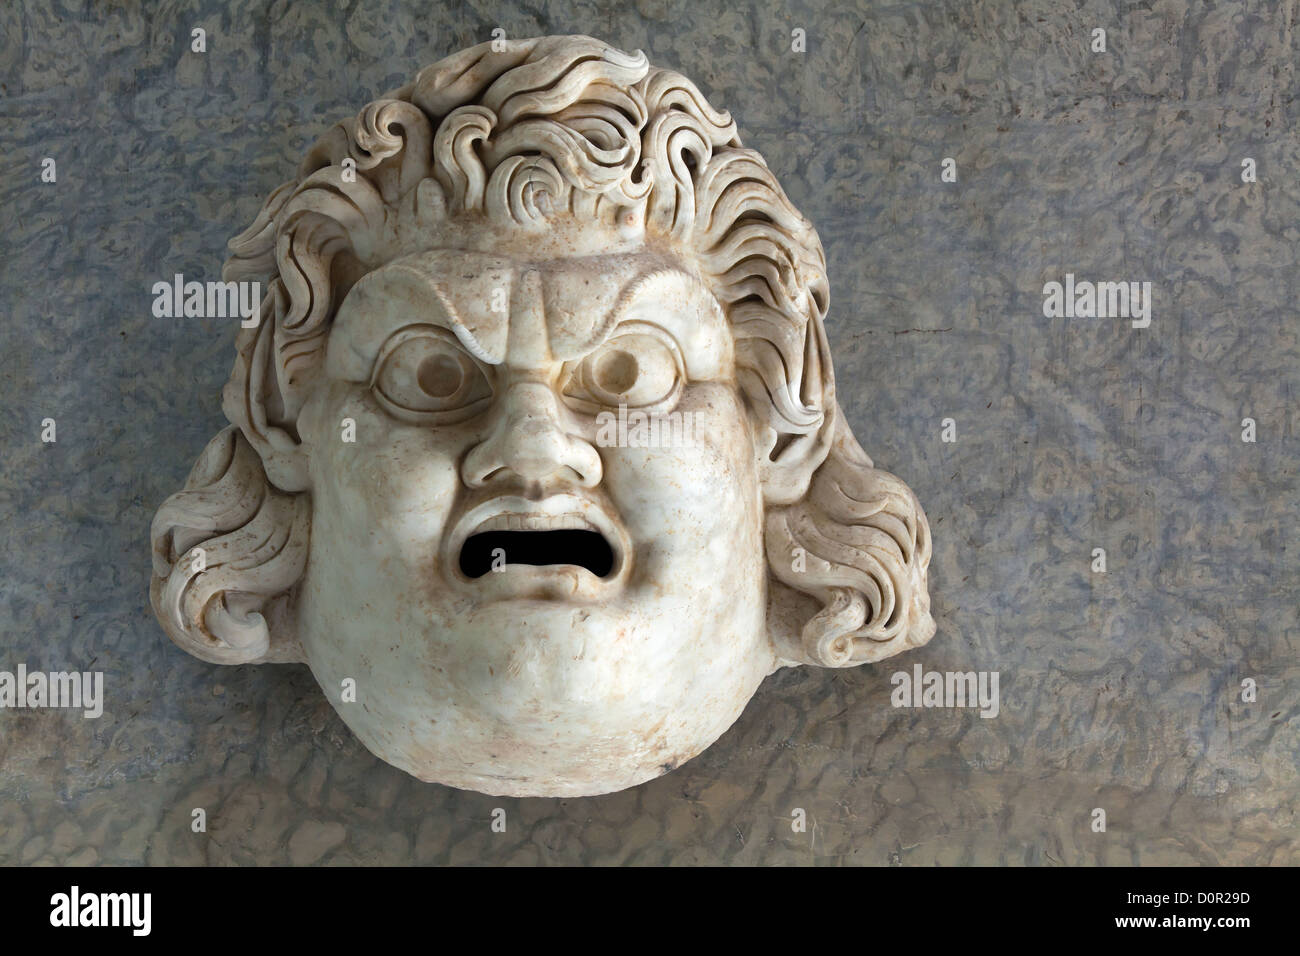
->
[327,245,732,377]
[389,247,688,357]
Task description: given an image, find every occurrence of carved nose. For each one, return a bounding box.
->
[462,382,602,488]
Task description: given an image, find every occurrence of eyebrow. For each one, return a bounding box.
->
[328,256,726,381]
[579,266,703,351]
[421,274,497,364]
[564,267,729,378]
[403,261,696,364]
[559,265,722,358]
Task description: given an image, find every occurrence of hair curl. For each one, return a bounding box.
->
[150,35,935,669]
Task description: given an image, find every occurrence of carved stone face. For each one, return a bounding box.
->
[299,224,771,794]
[150,35,936,797]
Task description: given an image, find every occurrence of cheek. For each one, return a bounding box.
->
[599,383,764,569]
[300,382,468,559]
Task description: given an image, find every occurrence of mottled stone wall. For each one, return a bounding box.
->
[0,0,1295,865]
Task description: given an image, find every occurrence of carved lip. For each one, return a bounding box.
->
[444,493,632,601]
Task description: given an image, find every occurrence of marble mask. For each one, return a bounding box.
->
[150,35,937,797]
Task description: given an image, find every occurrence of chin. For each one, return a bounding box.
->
[359,663,769,798]
[299,583,773,796]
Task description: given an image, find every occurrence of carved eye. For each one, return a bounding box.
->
[564,332,683,410]
[372,327,492,422]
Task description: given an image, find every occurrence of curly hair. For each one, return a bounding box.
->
[150,35,934,669]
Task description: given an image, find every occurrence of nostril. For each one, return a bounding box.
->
[566,458,601,489]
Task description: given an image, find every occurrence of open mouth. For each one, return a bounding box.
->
[446,495,630,595]
[459,516,615,578]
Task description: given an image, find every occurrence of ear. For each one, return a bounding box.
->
[220,280,313,493]
[219,174,379,495]
[748,310,837,506]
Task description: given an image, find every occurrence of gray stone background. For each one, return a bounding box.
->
[1,0,1296,865]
